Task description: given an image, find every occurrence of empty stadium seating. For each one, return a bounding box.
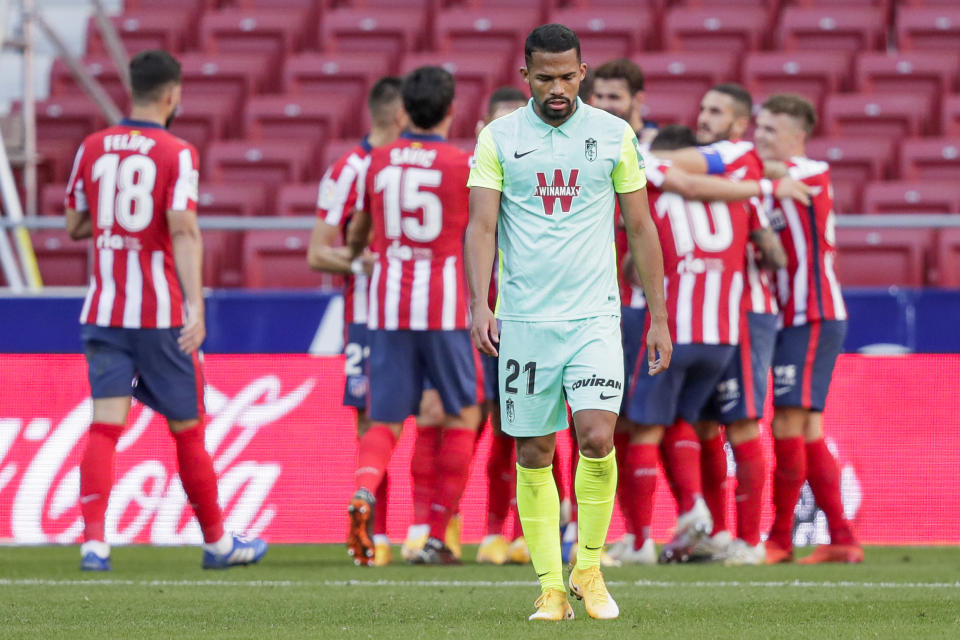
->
[663,7,768,51]
[896,6,960,51]
[205,140,318,188]
[862,181,960,214]
[633,52,738,105]
[86,9,194,55]
[48,56,129,112]
[243,230,339,288]
[244,93,357,147]
[823,94,931,138]
[805,137,894,212]
[743,51,852,115]
[321,8,426,58]
[40,183,67,217]
[277,184,321,217]
[31,231,89,287]
[899,138,960,180]
[855,52,959,126]
[936,228,960,287]
[777,7,886,53]
[835,228,934,287]
[434,7,541,57]
[29,99,106,147]
[283,52,394,105]
[548,7,652,63]
[197,184,268,217]
[943,96,960,137]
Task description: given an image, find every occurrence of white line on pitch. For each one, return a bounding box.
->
[1,578,959,589]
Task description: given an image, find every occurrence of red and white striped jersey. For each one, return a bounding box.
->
[317,138,372,325]
[362,132,471,331]
[65,119,198,329]
[646,157,766,345]
[702,139,778,315]
[615,204,647,310]
[769,157,847,327]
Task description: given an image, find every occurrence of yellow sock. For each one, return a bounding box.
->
[516,463,564,593]
[575,448,617,570]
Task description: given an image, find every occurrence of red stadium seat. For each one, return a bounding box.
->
[896,7,960,51]
[199,9,307,84]
[244,94,356,150]
[823,94,930,138]
[168,94,235,156]
[663,7,768,51]
[35,140,80,184]
[197,184,269,217]
[86,9,193,55]
[861,180,960,214]
[777,7,886,53]
[277,184,321,217]
[243,231,340,289]
[834,228,933,287]
[899,138,960,181]
[399,52,511,139]
[283,53,394,107]
[321,8,426,58]
[28,100,106,147]
[178,53,268,121]
[743,51,852,116]
[633,52,739,106]
[942,95,960,137]
[935,228,960,287]
[205,140,317,186]
[548,8,652,63]
[855,52,959,127]
[48,56,129,111]
[434,7,540,58]
[806,137,893,213]
[40,182,67,216]
[31,231,90,287]
[200,230,236,288]
[641,91,699,129]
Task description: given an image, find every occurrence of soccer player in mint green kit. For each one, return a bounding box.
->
[466,24,672,622]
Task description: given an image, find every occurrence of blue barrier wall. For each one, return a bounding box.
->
[1,288,957,353]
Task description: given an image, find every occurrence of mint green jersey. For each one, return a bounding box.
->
[468,98,646,321]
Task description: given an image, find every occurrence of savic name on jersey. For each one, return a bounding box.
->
[65,120,199,329]
[468,98,646,322]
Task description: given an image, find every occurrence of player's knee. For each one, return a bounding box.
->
[803,411,824,442]
[771,408,805,439]
[630,423,665,445]
[695,420,721,441]
[727,419,760,445]
[167,418,200,433]
[515,436,555,469]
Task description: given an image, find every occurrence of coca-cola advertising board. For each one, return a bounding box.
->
[1,354,958,545]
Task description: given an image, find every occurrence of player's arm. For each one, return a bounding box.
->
[751,227,787,270]
[650,147,727,175]
[615,125,672,374]
[662,168,812,206]
[65,207,92,240]
[167,146,204,354]
[307,218,354,274]
[465,126,503,357]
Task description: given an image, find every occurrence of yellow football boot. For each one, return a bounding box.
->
[507,536,531,564]
[568,565,619,620]
[476,535,509,565]
[373,541,393,566]
[401,528,427,562]
[445,514,462,560]
[528,589,575,621]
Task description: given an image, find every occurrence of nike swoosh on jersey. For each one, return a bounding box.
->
[514,148,537,159]
[774,387,792,396]
[599,393,618,400]
[721,400,738,413]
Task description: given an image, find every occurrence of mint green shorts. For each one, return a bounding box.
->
[498,315,624,438]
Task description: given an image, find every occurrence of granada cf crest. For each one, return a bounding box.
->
[505,398,516,424]
[585,137,597,162]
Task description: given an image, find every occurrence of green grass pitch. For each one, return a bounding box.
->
[2,545,959,639]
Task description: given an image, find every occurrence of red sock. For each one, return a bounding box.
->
[805,438,856,546]
[627,443,658,548]
[427,428,476,540]
[732,438,765,546]
[355,425,398,496]
[769,436,806,551]
[411,425,441,525]
[173,425,224,543]
[700,434,728,535]
[660,420,702,514]
[614,431,635,534]
[486,433,514,535]
[373,470,389,536]
[80,422,124,543]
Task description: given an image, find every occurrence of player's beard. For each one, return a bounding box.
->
[538,95,573,122]
[165,104,181,129]
[697,122,734,145]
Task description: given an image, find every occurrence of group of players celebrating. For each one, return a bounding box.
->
[314,23,861,620]
[63,20,859,623]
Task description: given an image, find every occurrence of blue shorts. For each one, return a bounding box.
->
[702,312,778,423]
[342,323,370,409]
[772,320,847,411]
[481,353,499,403]
[628,343,736,426]
[621,306,647,413]
[367,329,478,423]
[81,325,204,421]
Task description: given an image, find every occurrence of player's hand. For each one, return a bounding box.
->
[360,250,377,277]
[470,303,499,357]
[775,178,812,206]
[177,311,206,355]
[646,318,672,376]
